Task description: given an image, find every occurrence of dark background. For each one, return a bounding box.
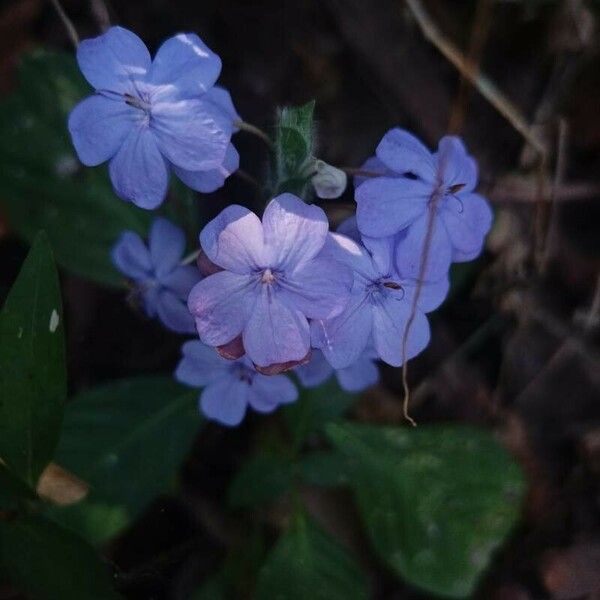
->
[1,0,600,598]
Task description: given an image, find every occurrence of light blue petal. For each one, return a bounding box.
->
[200,204,266,273]
[68,95,135,166]
[355,177,430,238]
[149,218,186,277]
[354,156,392,189]
[173,143,239,193]
[203,87,241,129]
[441,192,492,255]
[248,374,298,413]
[156,289,195,333]
[336,356,379,392]
[279,257,352,320]
[77,26,151,93]
[376,128,437,181]
[108,125,169,209]
[435,136,478,192]
[149,33,222,98]
[160,265,201,298]
[175,340,229,387]
[200,378,248,426]
[295,350,333,388]
[310,294,372,369]
[394,213,452,282]
[188,271,257,347]
[151,98,231,171]
[110,231,152,279]
[262,194,329,270]
[243,286,310,368]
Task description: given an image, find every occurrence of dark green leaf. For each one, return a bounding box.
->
[0,50,151,286]
[327,423,525,599]
[255,512,368,600]
[0,462,37,508]
[284,379,357,448]
[45,500,129,546]
[55,377,201,520]
[0,232,66,487]
[228,453,295,508]
[295,451,352,488]
[0,513,122,600]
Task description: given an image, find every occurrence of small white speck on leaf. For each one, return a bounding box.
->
[17,327,23,338]
[49,310,60,333]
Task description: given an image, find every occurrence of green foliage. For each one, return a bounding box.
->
[0,513,122,600]
[284,379,358,448]
[0,462,37,509]
[0,50,151,286]
[0,232,66,487]
[255,512,368,600]
[327,422,525,599]
[273,100,316,196]
[55,376,201,520]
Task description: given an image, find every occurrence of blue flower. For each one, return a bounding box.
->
[68,26,239,209]
[175,340,297,426]
[188,193,353,369]
[295,348,379,392]
[111,218,201,333]
[355,129,493,281]
[311,232,448,367]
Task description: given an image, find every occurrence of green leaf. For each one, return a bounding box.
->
[274,100,316,196]
[228,453,295,509]
[255,512,368,600]
[284,379,357,448]
[0,513,122,600]
[45,500,129,546]
[0,232,66,487]
[0,462,37,509]
[295,451,352,488]
[0,50,151,286]
[327,423,525,599]
[55,376,201,520]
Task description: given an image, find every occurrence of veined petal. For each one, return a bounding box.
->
[310,294,372,369]
[336,216,361,242]
[319,232,375,280]
[149,218,186,277]
[376,128,437,182]
[394,213,452,282]
[248,374,298,413]
[436,136,478,192]
[77,26,151,93]
[280,257,352,319]
[200,379,248,426]
[262,194,329,270]
[402,277,450,313]
[108,125,169,209]
[336,356,379,392]
[203,87,241,129]
[295,350,333,388]
[243,286,310,367]
[188,271,257,346]
[68,95,135,166]
[441,192,492,254]
[151,98,231,171]
[111,231,152,279]
[160,265,201,298]
[175,340,230,387]
[149,33,222,98]
[355,177,430,238]
[173,143,239,193]
[372,298,430,366]
[200,205,266,273]
[155,289,195,333]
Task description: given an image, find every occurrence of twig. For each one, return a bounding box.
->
[489,180,600,204]
[585,273,600,332]
[49,0,79,48]
[180,249,201,266]
[448,0,493,134]
[234,168,260,189]
[234,120,273,148]
[340,167,384,178]
[90,0,111,31]
[404,0,546,158]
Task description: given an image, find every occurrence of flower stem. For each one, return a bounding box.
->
[234,120,273,148]
[49,0,80,48]
[181,249,201,266]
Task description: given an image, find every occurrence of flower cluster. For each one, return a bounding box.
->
[72,27,493,426]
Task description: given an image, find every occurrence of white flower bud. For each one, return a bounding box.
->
[311,159,347,199]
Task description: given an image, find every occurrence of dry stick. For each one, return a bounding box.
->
[401,0,547,423]
[90,0,111,31]
[235,168,260,189]
[49,0,79,48]
[447,0,493,134]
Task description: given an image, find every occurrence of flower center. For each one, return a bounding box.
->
[261,268,276,284]
[233,364,254,385]
[366,278,404,300]
[124,93,152,113]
